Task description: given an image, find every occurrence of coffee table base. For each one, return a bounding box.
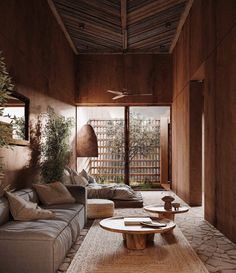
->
[158,212,175,220]
[123,233,155,250]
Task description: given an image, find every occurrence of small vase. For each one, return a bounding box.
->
[162,195,175,211]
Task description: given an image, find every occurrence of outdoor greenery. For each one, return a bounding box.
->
[93,114,160,185]
[105,114,160,160]
[40,107,74,183]
[11,116,25,139]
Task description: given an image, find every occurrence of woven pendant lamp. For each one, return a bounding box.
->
[77,124,98,157]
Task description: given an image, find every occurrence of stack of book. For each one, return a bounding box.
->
[124,217,152,226]
[123,217,167,228]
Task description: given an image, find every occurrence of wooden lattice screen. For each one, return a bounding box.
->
[88,119,160,186]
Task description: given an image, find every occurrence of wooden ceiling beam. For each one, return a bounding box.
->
[169,0,194,52]
[47,0,78,54]
[121,0,128,50]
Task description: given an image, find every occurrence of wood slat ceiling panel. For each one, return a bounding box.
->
[54,1,121,30]
[128,3,186,51]
[127,0,186,25]
[128,3,185,34]
[52,0,187,53]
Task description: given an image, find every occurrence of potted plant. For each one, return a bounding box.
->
[0,51,14,189]
[0,52,14,146]
[40,107,74,183]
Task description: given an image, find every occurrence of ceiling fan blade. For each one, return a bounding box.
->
[107,90,122,95]
[140,93,152,96]
[112,94,126,100]
[126,93,153,96]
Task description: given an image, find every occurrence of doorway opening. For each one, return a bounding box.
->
[77,106,170,189]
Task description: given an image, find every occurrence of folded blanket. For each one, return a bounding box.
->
[87,183,139,200]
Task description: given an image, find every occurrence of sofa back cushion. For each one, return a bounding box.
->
[6,191,55,221]
[0,196,9,226]
[33,182,76,205]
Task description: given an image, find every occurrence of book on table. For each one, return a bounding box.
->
[124,217,152,226]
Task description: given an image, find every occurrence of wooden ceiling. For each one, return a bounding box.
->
[51,0,188,54]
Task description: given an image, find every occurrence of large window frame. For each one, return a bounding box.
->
[77,105,171,187]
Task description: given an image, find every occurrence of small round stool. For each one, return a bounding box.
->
[87,199,114,219]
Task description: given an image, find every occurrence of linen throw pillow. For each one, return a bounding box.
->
[80,169,97,184]
[80,169,89,181]
[73,174,89,187]
[34,182,76,205]
[6,191,55,221]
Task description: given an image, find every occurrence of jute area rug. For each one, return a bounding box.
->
[67,208,209,273]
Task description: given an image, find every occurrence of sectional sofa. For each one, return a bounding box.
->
[0,185,86,273]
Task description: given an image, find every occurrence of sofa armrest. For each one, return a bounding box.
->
[66,185,87,205]
[66,185,87,223]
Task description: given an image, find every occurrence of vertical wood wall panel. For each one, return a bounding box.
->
[204,54,216,225]
[189,0,205,77]
[215,27,236,242]
[189,81,203,206]
[0,0,76,188]
[172,0,236,243]
[173,16,190,99]
[76,54,172,105]
[172,86,190,203]
[160,117,169,185]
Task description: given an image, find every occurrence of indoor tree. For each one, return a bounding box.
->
[96,113,160,185]
[0,51,14,188]
[40,107,74,183]
[0,51,14,147]
[106,113,160,161]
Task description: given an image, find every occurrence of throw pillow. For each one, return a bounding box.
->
[80,169,97,184]
[34,182,76,205]
[87,174,97,184]
[80,169,89,181]
[73,174,89,187]
[6,191,55,221]
[61,168,73,185]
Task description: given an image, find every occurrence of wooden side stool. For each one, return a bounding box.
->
[87,199,114,219]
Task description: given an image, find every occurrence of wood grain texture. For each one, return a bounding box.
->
[215,26,236,243]
[52,0,187,53]
[0,0,76,188]
[173,15,190,99]
[172,86,190,203]
[189,0,205,77]
[160,117,169,184]
[172,0,236,242]
[76,54,173,105]
[189,81,203,206]
[204,54,216,225]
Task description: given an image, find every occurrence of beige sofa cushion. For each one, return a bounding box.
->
[34,182,76,205]
[6,192,55,221]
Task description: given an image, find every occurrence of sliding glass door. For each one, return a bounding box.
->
[77,106,170,188]
[129,107,161,188]
[77,107,125,183]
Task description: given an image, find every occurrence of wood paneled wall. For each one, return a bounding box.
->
[172,0,236,243]
[76,54,172,105]
[0,0,76,189]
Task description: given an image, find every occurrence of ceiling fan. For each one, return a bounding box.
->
[107,89,152,100]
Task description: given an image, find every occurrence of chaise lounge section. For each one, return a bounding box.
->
[0,185,86,273]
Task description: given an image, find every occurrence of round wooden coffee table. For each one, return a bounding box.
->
[144,205,189,221]
[99,217,175,250]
